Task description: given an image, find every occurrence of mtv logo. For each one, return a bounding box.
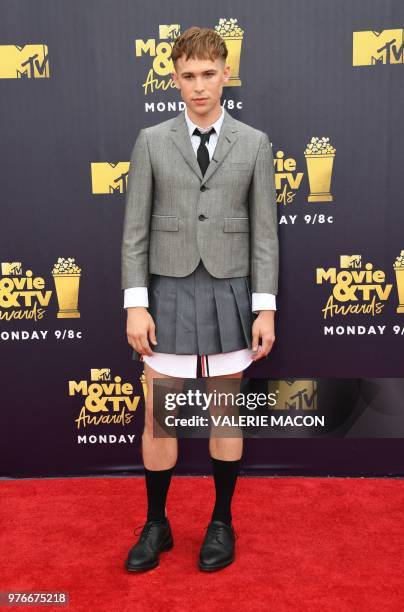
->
[1,262,22,275]
[91,162,129,195]
[275,380,317,411]
[159,25,180,40]
[340,255,361,269]
[353,29,404,66]
[91,369,111,381]
[0,44,50,79]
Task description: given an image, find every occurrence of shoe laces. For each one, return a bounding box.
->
[133,522,154,542]
[133,520,167,542]
[205,522,238,544]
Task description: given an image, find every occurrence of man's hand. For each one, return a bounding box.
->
[251,310,276,361]
[126,307,157,356]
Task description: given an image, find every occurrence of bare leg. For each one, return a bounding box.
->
[125,363,180,571]
[142,362,182,470]
[206,370,244,461]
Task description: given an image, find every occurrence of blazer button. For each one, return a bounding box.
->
[200,185,207,192]
[198,214,207,221]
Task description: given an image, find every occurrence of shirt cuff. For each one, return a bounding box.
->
[124,289,275,311]
[124,287,149,309]
[252,292,277,313]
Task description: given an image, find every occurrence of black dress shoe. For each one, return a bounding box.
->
[198,520,237,571]
[125,518,173,572]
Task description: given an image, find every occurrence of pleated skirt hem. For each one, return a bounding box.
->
[131,260,253,360]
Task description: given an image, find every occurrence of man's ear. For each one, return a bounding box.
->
[223,64,231,83]
[171,72,180,89]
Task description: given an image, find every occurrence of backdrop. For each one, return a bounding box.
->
[1,0,404,477]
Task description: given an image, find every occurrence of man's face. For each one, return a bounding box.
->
[172,55,230,118]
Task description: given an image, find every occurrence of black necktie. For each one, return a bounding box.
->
[193,127,215,176]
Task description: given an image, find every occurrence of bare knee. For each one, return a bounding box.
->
[142,363,183,436]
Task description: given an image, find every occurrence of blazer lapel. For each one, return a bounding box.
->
[169,108,240,185]
[169,111,203,181]
[201,109,239,186]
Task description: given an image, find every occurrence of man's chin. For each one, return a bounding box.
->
[190,103,213,114]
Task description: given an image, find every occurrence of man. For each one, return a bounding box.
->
[121,26,278,572]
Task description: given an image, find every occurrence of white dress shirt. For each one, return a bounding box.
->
[124,106,277,377]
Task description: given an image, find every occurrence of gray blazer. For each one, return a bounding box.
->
[121,108,279,294]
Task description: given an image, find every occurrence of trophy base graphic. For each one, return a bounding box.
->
[305,152,335,203]
[396,305,404,314]
[308,193,333,202]
[225,78,242,87]
[57,310,80,318]
[52,272,81,319]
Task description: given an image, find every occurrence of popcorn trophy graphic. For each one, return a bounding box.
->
[304,137,336,202]
[52,257,81,318]
[393,250,404,313]
[215,18,244,87]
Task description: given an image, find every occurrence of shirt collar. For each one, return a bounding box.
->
[184,105,225,138]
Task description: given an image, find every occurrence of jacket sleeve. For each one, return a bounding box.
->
[121,129,154,289]
[248,132,279,294]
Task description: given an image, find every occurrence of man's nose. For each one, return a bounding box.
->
[194,79,205,92]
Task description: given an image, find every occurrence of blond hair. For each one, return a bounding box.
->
[171,27,228,68]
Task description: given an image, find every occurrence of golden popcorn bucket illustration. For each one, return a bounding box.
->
[52,257,81,318]
[304,137,336,202]
[393,250,404,313]
[215,18,244,87]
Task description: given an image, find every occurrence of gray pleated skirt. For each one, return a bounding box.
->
[131,259,253,360]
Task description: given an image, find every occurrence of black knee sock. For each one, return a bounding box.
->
[210,457,241,526]
[144,466,174,522]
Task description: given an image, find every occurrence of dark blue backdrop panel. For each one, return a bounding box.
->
[0,0,403,476]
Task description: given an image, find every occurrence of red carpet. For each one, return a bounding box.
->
[1,476,404,612]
